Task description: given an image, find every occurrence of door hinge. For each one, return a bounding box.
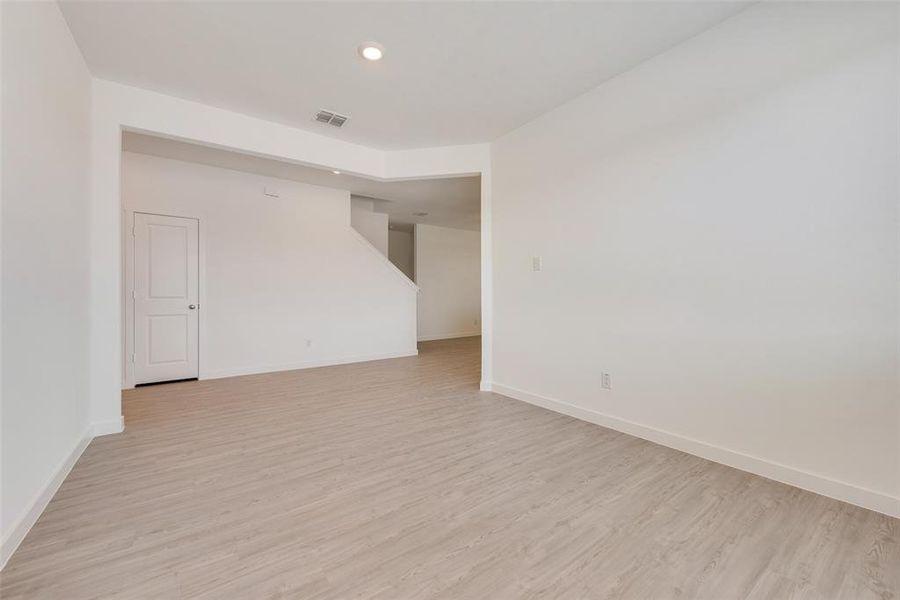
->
[131,225,135,237]
[131,290,136,299]
[131,353,135,363]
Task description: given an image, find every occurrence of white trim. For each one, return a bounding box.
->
[479,170,492,396]
[1,428,93,570]
[201,349,418,380]
[93,416,125,436]
[479,381,493,392]
[417,332,481,342]
[491,383,900,518]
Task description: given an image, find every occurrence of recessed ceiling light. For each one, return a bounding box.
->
[332,170,341,175]
[358,42,385,61]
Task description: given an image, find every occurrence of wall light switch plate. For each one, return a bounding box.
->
[601,373,611,390]
[532,256,542,272]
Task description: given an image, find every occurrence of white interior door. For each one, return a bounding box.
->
[133,213,199,384]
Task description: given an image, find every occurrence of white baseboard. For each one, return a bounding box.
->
[202,348,419,380]
[491,383,900,519]
[1,427,93,570]
[417,332,481,342]
[93,416,125,436]
[479,380,493,392]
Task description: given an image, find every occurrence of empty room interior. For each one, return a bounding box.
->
[1,1,898,598]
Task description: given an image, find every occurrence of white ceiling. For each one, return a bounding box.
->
[62,1,751,150]
[123,132,481,230]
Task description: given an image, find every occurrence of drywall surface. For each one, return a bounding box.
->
[122,152,417,380]
[90,79,492,427]
[1,1,93,563]
[415,224,480,341]
[350,198,389,257]
[389,230,415,281]
[491,2,900,513]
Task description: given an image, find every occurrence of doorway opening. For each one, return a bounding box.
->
[128,212,200,386]
[119,131,483,391]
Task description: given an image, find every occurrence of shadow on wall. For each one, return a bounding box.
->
[415,224,481,342]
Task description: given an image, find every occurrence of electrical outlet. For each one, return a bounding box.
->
[532,256,542,272]
[305,339,312,348]
[601,373,611,390]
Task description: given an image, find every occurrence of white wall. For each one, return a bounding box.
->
[415,224,481,341]
[1,1,94,565]
[389,230,415,281]
[122,152,417,382]
[350,197,389,257]
[491,1,900,516]
[90,80,493,427]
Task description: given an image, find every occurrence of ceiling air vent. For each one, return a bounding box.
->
[314,109,349,128]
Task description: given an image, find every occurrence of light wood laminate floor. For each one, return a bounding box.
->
[2,337,898,599]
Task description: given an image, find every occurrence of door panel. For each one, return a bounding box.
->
[134,213,199,384]
[148,315,189,364]
[149,224,188,298]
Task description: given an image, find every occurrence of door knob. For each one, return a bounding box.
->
[188,304,197,310]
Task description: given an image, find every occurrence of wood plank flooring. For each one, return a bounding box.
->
[2,337,897,599]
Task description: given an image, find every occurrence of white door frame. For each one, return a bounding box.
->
[123,208,207,389]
